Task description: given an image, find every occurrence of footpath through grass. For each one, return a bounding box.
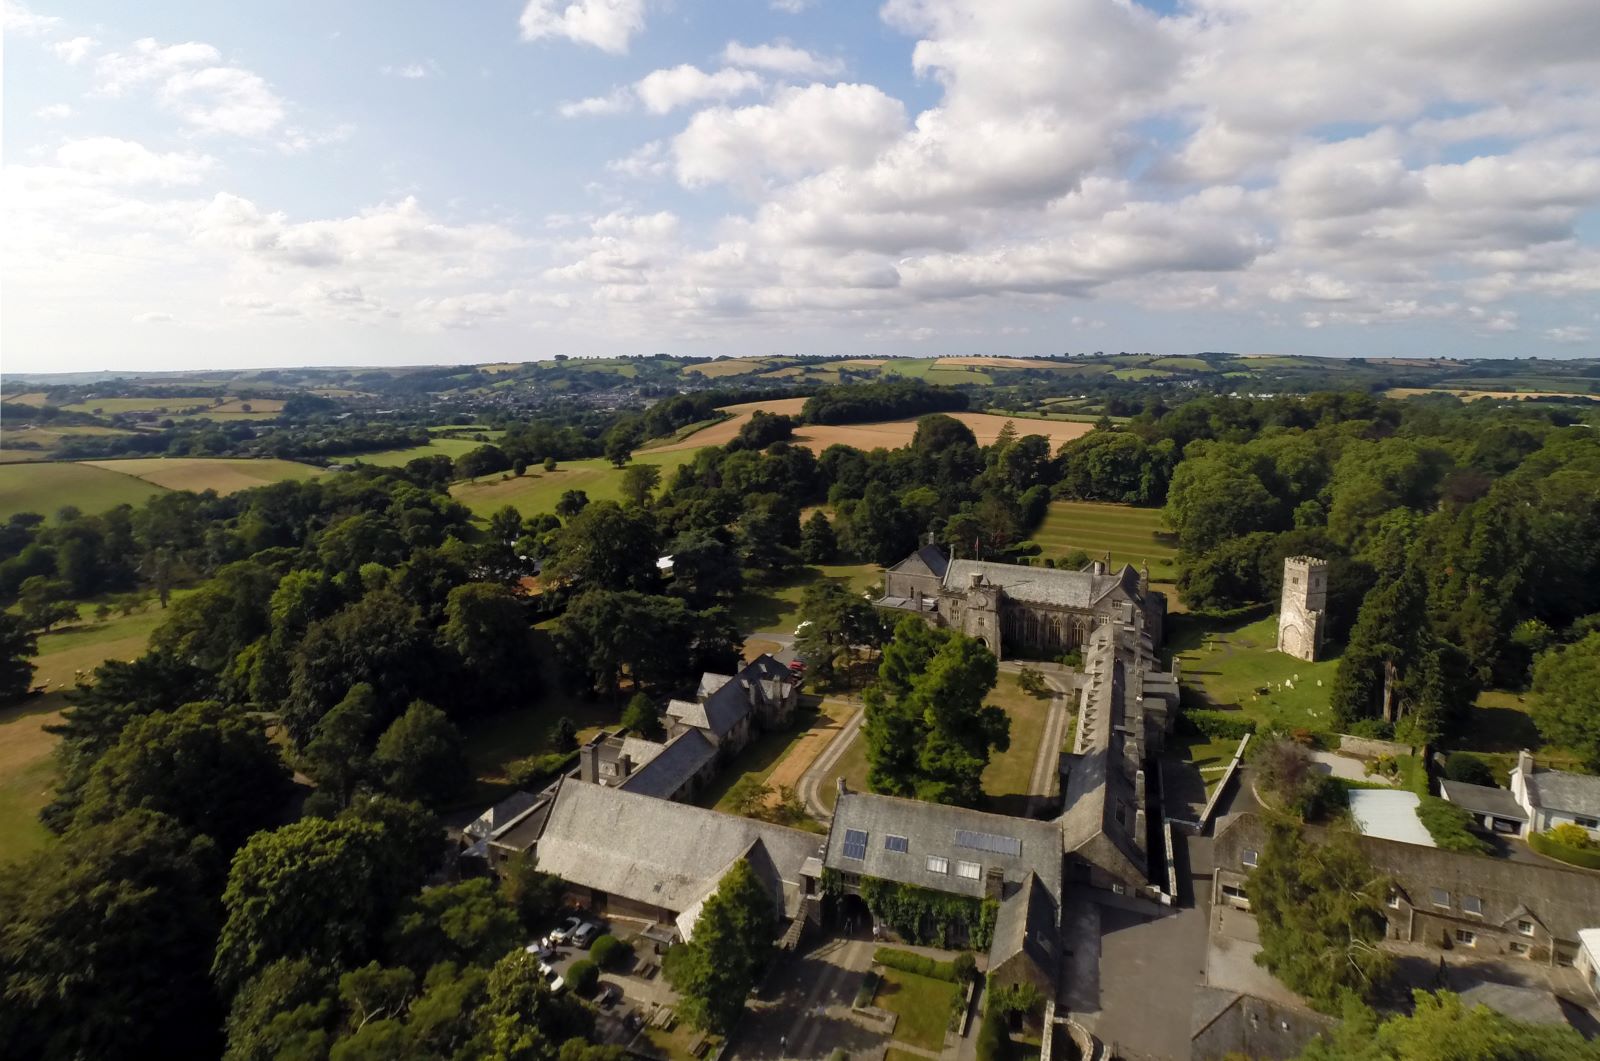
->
[1031,501,1178,582]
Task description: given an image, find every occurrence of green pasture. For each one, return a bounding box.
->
[727,563,881,635]
[0,462,166,520]
[449,448,703,519]
[352,437,492,467]
[1031,501,1178,579]
[1170,612,1341,734]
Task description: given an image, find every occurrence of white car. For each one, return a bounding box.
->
[524,938,556,961]
[538,961,566,994]
[550,916,583,944]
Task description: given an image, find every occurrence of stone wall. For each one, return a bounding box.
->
[1336,734,1413,760]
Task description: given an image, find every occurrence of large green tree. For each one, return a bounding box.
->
[1299,990,1600,1061]
[0,810,225,1061]
[863,618,1006,806]
[0,610,38,702]
[1531,631,1600,770]
[1248,819,1392,1011]
[372,699,470,806]
[664,859,776,1034]
[544,500,658,592]
[795,579,884,688]
[71,700,291,852]
[440,581,534,707]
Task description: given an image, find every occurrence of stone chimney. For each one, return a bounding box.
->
[969,571,984,589]
[985,867,1005,903]
[1091,560,1106,576]
[836,777,848,798]
[578,739,602,784]
[1516,749,1535,779]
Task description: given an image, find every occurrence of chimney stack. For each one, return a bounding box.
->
[985,867,1005,902]
[836,777,848,798]
[578,740,601,784]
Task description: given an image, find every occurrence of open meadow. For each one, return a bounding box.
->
[352,436,493,467]
[981,672,1055,816]
[1169,612,1341,734]
[82,457,323,494]
[0,461,165,520]
[450,447,702,518]
[1031,500,1178,580]
[0,596,188,864]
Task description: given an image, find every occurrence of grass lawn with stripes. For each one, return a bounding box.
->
[1031,500,1178,581]
[982,672,1054,816]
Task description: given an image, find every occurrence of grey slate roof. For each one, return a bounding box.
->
[1524,767,1600,819]
[823,791,1062,903]
[989,870,1059,975]
[533,778,821,919]
[1439,779,1527,822]
[942,559,1136,609]
[670,654,794,739]
[1059,623,1148,887]
[1214,812,1600,942]
[618,728,717,800]
[889,543,950,579]
[464,790,541,840]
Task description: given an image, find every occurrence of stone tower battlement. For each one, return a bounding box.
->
[1277,556,1327,662]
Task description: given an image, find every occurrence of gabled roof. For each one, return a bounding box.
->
[989,870,1059,976]
[671,654,794,739]
[1213,812,1600,942]
[1439,779,1527,822]
[533,779,820,919]
[823,790,1062,903]
[618,728,717,800]
[889,543,950,580]
[464,790,541,840]
[942,558,1137,610]
[1523,766,1600,819]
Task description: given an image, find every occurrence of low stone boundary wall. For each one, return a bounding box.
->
[1336,734,1412,760]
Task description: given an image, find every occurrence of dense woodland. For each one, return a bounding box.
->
[2,381,1600,1057]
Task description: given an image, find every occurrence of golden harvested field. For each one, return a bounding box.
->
[82,457,323,494]
[832,358,888,368]
[1386,387,1599,402]
[685,357,774,378]
[663,400,1093,454]
[209,398,285,414]
[2,393,51,406]
[649,397,811,451]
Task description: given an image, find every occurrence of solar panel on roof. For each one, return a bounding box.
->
[954,829,1021,857]
[842,828,868,861]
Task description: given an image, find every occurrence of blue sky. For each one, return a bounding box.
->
[4,0,1599,372]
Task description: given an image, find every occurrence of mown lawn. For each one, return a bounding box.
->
[1031,500,1179,582]
[982,672,1053,816]
[1169,612,1341,735]
[819,729,871,814]
[874,967,958,1051]
[1453,688,1586,781]
[727,563,881,635]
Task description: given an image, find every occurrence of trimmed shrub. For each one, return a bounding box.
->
[589,934,621,968]
[952,952,978,983]
[1551,823,1596,849]
[1181,710,1257,740]
[873,946,961,982]
[854,970,880,1008]
[1529,830,1600,870]
[1416,796,1491,854]
[566,958,599,995]
[975,1012,1010,1061]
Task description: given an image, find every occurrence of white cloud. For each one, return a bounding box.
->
[35,103,74,120]
[673,83,906,188]
[519,0,646,54]
[94,38,289,139]
[1545,325,1592,343]
[382,60,440,79]
[560,88,635,118]
[635,65,764,114]
[50,36,98,65]
[46,137,217,186]
[133,311,176,324]
[3,2,60,36]
[722,41,843,77]
[770,0,812,11]
[607,140,669,178]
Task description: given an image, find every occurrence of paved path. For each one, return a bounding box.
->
[798,703,865,823]
[1019,666,1073,817]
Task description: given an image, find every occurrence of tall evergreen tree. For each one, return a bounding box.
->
[664,859,775,1034]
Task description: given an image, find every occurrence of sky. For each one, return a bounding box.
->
[3,0,1600,374]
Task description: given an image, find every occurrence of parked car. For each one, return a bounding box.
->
[538,961,566,994]
[524,938,557,961]
[572,921,602,949]
[550,916,583,944]
[596,981,622,1009]
[787,658,806,674]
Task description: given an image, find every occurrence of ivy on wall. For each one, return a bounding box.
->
[859,876,998,950]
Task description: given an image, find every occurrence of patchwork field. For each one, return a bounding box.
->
[82,457,322,494]
[1031,501,1178,579]
[665,401,1094,455]
[0,461,166,520]
[353,437,494,467]
[1385,387,1599,402]
[684,357,779,378]
[0,424,138,462]
[449,447,702,518]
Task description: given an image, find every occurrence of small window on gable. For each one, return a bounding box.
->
[1386,890,1400,909]
[1242,849,1259,868]
[1462,895,1482,916]
[1517,920,1535,936]
[1430,888,1451,909]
